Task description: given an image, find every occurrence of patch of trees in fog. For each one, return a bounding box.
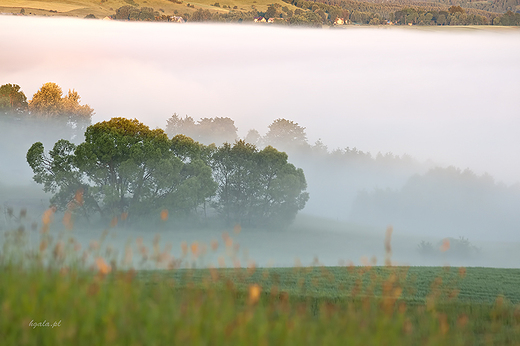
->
[165,113,520,241]
[4,82,520,239]
[165,113,237,146]
[26,118,309,228]
[351,166,520,240]
[1,82,93,140]
[0,83,94,185]
[166,114,431,222]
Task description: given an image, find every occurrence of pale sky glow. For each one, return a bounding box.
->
[1,16,520,184]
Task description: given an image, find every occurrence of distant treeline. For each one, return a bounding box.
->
[165,113,520,240]
[106,0,520,26]
[285,0,519,25]
[358,0,520,14]
[351,166,520,240]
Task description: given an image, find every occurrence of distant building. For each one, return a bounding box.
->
[169,16,185,23]
[334,17,344,25]
[254,17,266,23]
[102,16,113,20]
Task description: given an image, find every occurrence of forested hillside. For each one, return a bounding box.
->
[1,0,519,25]
[347,0,520,13]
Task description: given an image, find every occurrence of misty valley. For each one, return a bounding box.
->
[1,15,520,345]
[1,79,520,268]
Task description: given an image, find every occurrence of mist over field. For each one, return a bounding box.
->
[1,15,520,268]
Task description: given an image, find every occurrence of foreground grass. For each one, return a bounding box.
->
[3,263,520,345]
[2,262,520,344]
[1,223,520,345]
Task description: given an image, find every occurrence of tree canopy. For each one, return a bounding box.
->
[27,118,217,224]
[0,84,28,115]
[166,113,238,146]
[211,140,309,227]
[263,118,308,151]
[29,82,94,138]
[27,117,308,228]
[1,82,93,131]
[29,82,63,117]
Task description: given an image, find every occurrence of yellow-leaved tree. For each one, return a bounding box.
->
[29,82,94,139]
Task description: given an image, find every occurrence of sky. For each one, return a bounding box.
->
[1,16,520,184]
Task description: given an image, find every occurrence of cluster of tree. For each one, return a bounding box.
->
[196,9,266,23]
[166,115,310,152]
[262,125,426,221]
[14,97,519,241]
[164,115,429,221]
[495,10,520,24]
[0,82,94,139]
[26,118,309,228]
[264,3,295,18]
[114,6,159,21]
[325,0,507,15]
[399,0,520,14]
[322,0,410,15]
[350,166,520,240]
[183,114,519,244]
[287,0,518,25]
[417,237,481,260]
[212,141,308,227]
[0,82,95,201]
[165,114,238,146]
[0,84,28,115]
[391,7,488,25]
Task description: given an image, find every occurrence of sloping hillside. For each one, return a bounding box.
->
[0,0,298,18]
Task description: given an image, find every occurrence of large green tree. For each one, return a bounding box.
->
[211,140,309,227]
[27,118,216,223]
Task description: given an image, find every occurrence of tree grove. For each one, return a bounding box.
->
[27,117,308,228]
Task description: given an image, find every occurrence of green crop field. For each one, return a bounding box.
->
[136,265,520,305]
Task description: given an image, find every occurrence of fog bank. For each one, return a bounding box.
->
[1,17,520,268]
[1,16,520,184]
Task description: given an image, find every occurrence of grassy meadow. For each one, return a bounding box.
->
[0,0,298,19]
[1,211,520,345]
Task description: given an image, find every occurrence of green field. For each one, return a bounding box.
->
[136,266,520,305]
[2,264,520,345]
[1,226,520,345]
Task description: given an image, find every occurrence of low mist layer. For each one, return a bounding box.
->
[1,17,520,183]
